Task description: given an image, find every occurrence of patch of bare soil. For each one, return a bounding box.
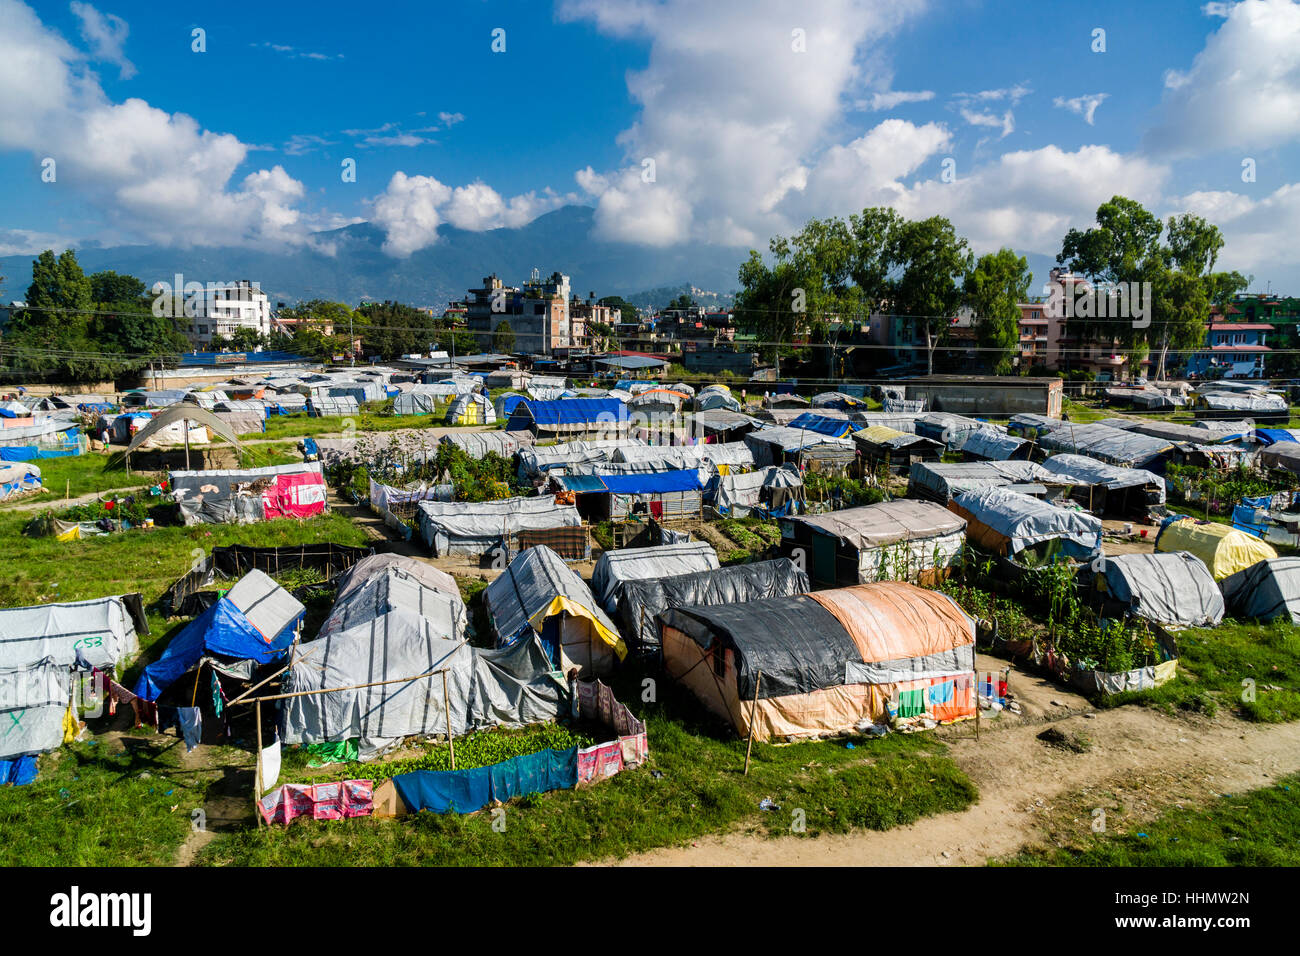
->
[597,659,1300,867]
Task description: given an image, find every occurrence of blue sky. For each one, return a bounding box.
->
[2,0,1299,290]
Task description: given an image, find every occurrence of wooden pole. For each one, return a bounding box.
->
[254,699,264,828]
[975,668,981,740]
[184,417,191,472]
[442,670,456,770]
[743,670,762,775]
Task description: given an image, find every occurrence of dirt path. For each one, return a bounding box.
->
[603,692,1300,867]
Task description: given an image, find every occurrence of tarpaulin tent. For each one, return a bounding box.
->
[0,596,142,672]
[494,392,529,421]
[170,461,327,524]
[507,398,628,438]
[517,438,644,479]
[483,545,624,675]
[914,412,988,451]
[135,570,304,701]
[659,581,975,741]
[439,430,532,460]
[124,389,187,408]
[0,461,40,500]
[780,499,966,588]
[711,464,804,517]
[445,392,496,426]
[1039,453,1166,515]
[591,541,720,614]
[1221,557,1300,624]
[744,426,852,468]
[950,487,1102,562]
[1006,413,1067,439]
[960,430,1032,462]
[319,559,467,646]
[696,385,742,412]
[692,409,760,441]
[616,558,808,655]
[279,609,564,758]
[567,468,707,520]
[1038,423,1172,470]
[1155,518,1276,579]
[1257,442,1300,475]
[307,396,360,417]
[811,392,869,411]
[786,413,857,438]
[907,460,1064,502]
[125,404,236,457]
[334,553,459,604]
[1255,428,1300,446]
[853,425,944,473]
[0,662,70,761]
[416,495,582,556]
[393,390,449,415]
[1093,552,1224,628]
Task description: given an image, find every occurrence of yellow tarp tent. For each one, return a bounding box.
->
[1155,519,1276,579]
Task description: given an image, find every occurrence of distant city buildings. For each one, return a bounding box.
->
[464,270,574,354]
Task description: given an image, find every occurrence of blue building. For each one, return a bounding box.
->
[1184,306,1273,379]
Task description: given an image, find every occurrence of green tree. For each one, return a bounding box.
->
[6,249,104,381]
[966,248,1031,375]
[666,292,697,311]
[492,319,516,353]
[88,270,146,303]
[892,216,973,374]
[597,295,638,324]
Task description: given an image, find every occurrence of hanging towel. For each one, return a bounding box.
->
[179,707,202,752]
[261,738,282,794]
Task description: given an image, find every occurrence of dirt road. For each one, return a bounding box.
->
[604,690,1300,867]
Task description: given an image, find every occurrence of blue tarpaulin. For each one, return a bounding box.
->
[509,398,628,428]
[787,413,856,438]
[1256,428,1300,446]
[596,469,704,495]
[0,755,39,785]
[392,746,579,814]
[133,596,300,701]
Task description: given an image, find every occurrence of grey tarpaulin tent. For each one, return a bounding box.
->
[0,596,143,672]
[0,595,145,760]
[960,430,1032,461]
[439,430,533,460]
[779,499,967,587]
[908,460,1064,502]
[616,558,809,655]
[482,545,625,676]
[169,461,327,525]
[1095,552,1224,628]
[1039,453,1166,512]
[334,553,460,604]
[279,609,564,758]
[1221,557,1300,624]
[590,540,720,614]
[125,403,242,470]
[319,561,468,642]
[1038,422,1172,469]
[416,496,582,556]
[951,487,1103,562]
[711,464,805,517]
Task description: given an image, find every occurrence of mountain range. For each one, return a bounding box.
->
[0,204,1059,310]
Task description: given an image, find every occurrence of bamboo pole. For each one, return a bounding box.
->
[743,670,763,775]
[254,699,264,828]
[442,670,456,770]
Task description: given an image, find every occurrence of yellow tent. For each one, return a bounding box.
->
[854,425,910,443]
[1155,519,1276,579]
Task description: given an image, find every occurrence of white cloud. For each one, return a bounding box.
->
[70,1,134,80]
[558,0,929,246]
[858,90,935,111]
[960,107,1014,138]
[1146,0,1300,156]
[895,144,1170,261]
[954,84,1032,106]
[370,172,452,256]
[1053,93,1108,125]
[0,0,341,251]
[438,111,465,127]
[370,174,575,254]
[795,119,951,214]
[1169,184,1300,277]
[251,41,343,61]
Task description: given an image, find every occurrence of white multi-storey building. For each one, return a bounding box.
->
[184,280,272,347]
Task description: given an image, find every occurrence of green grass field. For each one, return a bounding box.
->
[1100,619,1300,723]
[197,679,977,867]
[1001,774,1300,866]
